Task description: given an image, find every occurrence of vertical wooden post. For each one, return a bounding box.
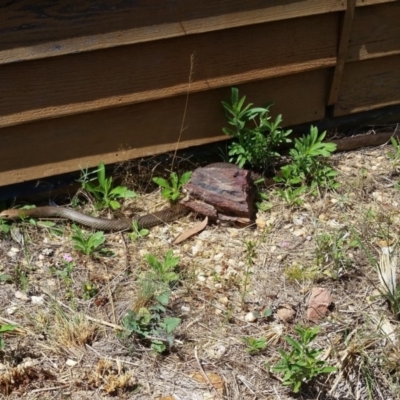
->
[328,0,357,106]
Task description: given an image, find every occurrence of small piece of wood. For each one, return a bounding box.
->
[182,165,256,222]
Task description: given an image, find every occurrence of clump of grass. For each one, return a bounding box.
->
[51,308,97,353]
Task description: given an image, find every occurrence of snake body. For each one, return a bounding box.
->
[1,131,398,231]
[0,204,190,231]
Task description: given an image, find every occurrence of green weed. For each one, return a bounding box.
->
[153,171,192,202]
[83,282,99,300]
[0,324,18,350]
[272,325,337,393]
[122,292,181,353]
[71,225,105,255]
[222,87,292,169]
[78,162,137,210]
[128,220,149,241]
[315,230,358,277]
[145,250,180,284]
[275,126,338,191]
[243,337,267,354]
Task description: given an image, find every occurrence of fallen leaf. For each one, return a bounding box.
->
[173,217,208,245]
[307,287,332,322]
[191,371,225,395]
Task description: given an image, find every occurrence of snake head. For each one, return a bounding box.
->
[0,209,25,220]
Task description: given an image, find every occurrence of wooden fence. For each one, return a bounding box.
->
[1,0,399,186]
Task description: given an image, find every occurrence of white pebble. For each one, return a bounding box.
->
[244,312,258,322]
[31,295,45,305]
[14,291,29,302]
[6,306,18,315]
[66,359,78,367]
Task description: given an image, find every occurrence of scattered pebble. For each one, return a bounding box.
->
[66,359,78,367]
[277,304,296,323]
[244,311,258,322]
[6,305,18,315]
[31,295,45,305]
[218,296,229,305]
[307,287,333,322]
[15,291,29,302]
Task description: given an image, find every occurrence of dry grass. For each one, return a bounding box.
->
[1,142,400,399]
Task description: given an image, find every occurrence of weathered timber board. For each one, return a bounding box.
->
[0,13,338,129]
[347,2,400,61]
[0,0,345,64]
[334,55,400,116]
[356,0,398,6]
[0,68,330,186]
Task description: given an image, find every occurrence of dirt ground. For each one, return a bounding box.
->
[1,141,400,400]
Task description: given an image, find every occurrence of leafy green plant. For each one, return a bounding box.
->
[272,325,337,393]
[83,282,98,300]
[276,186,307,207]
[145,250,180,284]
[122,292,181,353]
[153,171,192,202]
[388,137,400,170]
[275,126,338,191]
[243,337,267,354]
[0,218,10,234]
[71,225,105,255]
[52,253,75,285]
[128,220,149,241]
[316,231,358,277]
[222,87,292,169]
[78,162,137,210]
[0,324,18,350]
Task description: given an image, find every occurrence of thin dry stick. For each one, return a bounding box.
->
[171,53,195,171]
[29,385,69,394]
[194,345,223,400]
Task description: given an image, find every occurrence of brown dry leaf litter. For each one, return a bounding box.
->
[1,145,400,399]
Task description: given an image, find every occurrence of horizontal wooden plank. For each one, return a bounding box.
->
[347,2,400,61]
[356,0,398,6]
[0,69,330,186]
[0,13,338,129]
[0,0,345,65]
[334,55,400,116]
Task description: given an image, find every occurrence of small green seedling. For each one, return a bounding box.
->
[78,162,137,210]
[122,292,181,353]
[71,225,105,255]
[276,186,307,207]
[0,218,10,234]
[145,250,180,284]
[243,337,267,354]
[128,220,149,241]
[0,324,18,350]
[272,325,337,393]
[222,87,292,169]
[83,282,99,300]
[153,171,192,202]
[275,126,338,191]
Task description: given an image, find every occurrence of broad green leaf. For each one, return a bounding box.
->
[153,177,171,189]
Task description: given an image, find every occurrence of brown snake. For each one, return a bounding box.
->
[0,131,398,231]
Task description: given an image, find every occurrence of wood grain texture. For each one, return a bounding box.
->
[0,0,345,65]
[334,55,400,116]
[328,0,356,105]
[0,13,338,128]
[0,69,330,186]
[356,0,398,6]
[347,2,400,61]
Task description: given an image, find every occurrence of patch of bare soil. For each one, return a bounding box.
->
[1,145,400,399]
